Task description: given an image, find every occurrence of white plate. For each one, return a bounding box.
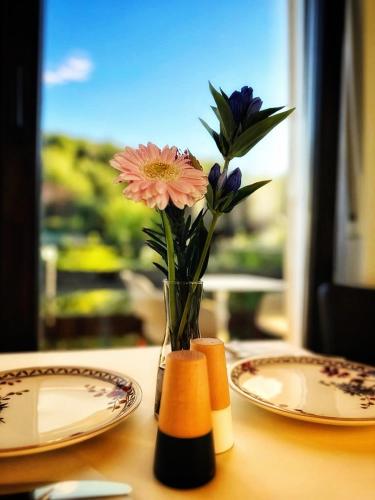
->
[230,356,375,425]
[0,366,142,457]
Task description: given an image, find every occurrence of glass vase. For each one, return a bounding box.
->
[154,280,203,416]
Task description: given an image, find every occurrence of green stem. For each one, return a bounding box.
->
[223,157,230,173]
[160,210,175,282]
[192,212,219,282]
[176,212,220,340]
[160,210,176,326]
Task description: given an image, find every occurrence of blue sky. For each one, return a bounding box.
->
[42,0,289,177]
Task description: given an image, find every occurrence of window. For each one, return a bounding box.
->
[40,0,289,348]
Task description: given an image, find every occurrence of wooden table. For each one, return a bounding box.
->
[0,345,374,499]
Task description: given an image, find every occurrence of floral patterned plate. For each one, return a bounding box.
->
[230,356,375,425]
[0,366,142,457]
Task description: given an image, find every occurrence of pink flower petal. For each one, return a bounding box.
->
[110,142,207,209]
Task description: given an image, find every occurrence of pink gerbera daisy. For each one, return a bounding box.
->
[110,143,208,210]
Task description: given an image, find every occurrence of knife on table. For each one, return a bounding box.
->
[0,480,132,499]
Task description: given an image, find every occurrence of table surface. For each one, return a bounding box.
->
[0,345,374,500]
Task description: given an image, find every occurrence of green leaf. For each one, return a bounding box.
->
[199,118,223,154]
[188,209,206,237]
[205,185,214,211]
[211,106,232,147]
[159,206,208,282]
[182,215,191,243]
[145,239,167,261]
[152,262,168,277]
[196,223,210,279]
[209,82,235,141]
[222,180,271,212]
[186,220,210,280]
[229,108,294,158]
[219,133,229,157]
[218,192,235,212]
[211,106,220,122]
[142,228,165,246]
[219,87,230,101]
[244,106,284,130]
[199,117,217,138]
[142,227,164,237]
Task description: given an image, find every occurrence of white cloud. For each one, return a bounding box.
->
[44,55,93,86]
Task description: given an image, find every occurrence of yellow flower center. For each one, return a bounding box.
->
[143,161,180,181]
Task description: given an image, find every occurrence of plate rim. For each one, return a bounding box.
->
[0,365,142,457]
[229,355,375,425]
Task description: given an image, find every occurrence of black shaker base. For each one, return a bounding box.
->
[153,430,216,489]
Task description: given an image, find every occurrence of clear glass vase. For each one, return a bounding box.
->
[154,280,203,416]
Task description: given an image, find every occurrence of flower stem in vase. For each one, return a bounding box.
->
[154,280,203,417]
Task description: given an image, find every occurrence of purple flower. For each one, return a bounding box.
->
[217,172,227,190]
[223,168,242,194]
[229,86,262,125]
[208,163,221,188]
[215,168,242,195]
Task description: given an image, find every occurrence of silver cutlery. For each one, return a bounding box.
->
[1,480,132,499]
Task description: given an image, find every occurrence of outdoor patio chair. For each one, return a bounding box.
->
[121,270,218,344]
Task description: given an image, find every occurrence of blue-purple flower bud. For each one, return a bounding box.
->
[229,86,263,125]
[208,163,221,188]
[217,172,227,191]
[223,168,242,194]
[247,97,262,115]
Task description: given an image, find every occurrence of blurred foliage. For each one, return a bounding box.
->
[48,289,131,317]
[207,231,282,278]
[229,291,264,312]
[42,334,143,351]
[42,133,283,278]
[57,234,124,272]
[42,134,154,257]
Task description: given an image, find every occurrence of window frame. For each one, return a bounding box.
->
[0,0,42,351]
[304,0,346,351]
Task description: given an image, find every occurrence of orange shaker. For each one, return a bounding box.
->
[191,338,234,453]
[153,350,216,488]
